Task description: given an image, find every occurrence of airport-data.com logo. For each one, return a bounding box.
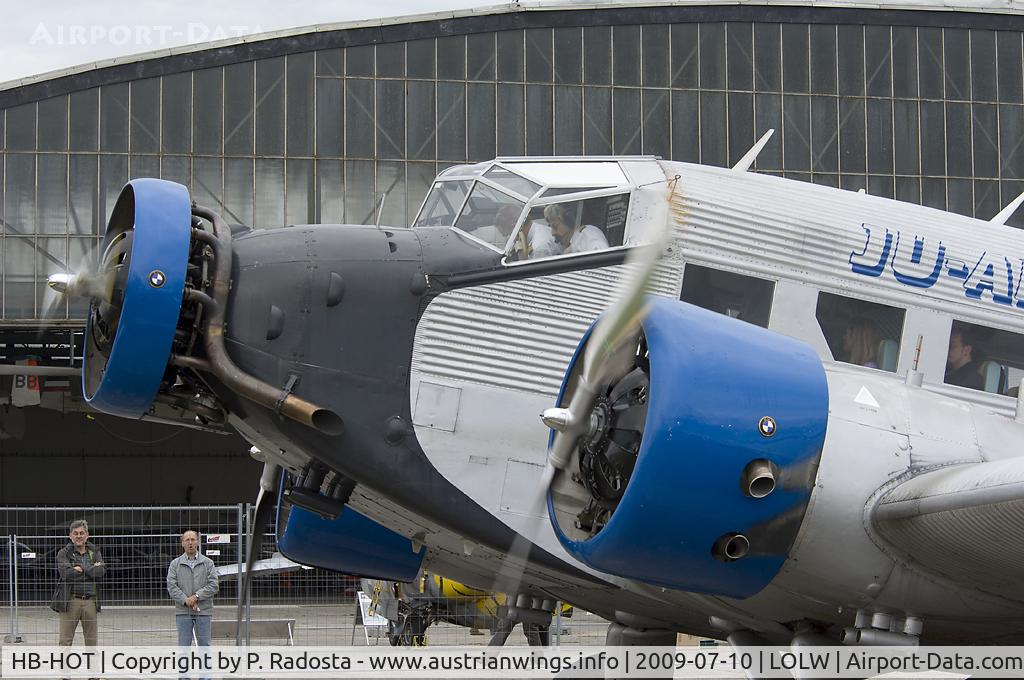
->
[29,23,264,47]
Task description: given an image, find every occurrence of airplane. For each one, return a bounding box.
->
[360,572,570,647]
[47,133,1024,648]
[218,550,558,647]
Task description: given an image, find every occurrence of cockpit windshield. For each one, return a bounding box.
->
[412,159,643,260]
[414,180,470,227]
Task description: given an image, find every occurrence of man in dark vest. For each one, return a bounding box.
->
[53,519,105,646]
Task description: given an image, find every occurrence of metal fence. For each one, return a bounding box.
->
[1,505,611,646]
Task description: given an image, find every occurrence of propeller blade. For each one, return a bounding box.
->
[102,230,132,266]
[546,237,667,472]
[504,177,678,622]
[607,367,648,405]
[236,462,280,645]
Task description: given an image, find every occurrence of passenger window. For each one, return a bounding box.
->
[680,264,775,328]
[413,181,470,227]
[507,193,628,261]
[944,320,1024,395]
[815,293,905,372]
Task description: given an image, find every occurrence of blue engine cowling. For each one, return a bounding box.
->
[82,179,192,418]
[547,297,828,599]
[277,498,425,582]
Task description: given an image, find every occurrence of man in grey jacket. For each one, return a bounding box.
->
[166,530,219,648]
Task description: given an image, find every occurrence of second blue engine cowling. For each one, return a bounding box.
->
[277,498,425,582]
[547,297,828,599]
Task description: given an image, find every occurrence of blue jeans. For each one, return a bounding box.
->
[176,612,212,646]
[176,614,211,680]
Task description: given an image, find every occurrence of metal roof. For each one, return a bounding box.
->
[5,0,1024,94]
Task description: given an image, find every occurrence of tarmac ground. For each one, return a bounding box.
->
[4,604,611,647]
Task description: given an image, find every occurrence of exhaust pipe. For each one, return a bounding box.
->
[741,459,778,498]
[841,627,919,646]
[178,206,344,437]
[712,532,750,562]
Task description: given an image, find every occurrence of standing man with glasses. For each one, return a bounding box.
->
[53,519,105,646]
[167,530,219,650]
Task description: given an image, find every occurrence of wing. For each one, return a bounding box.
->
[215,552,311,580]
[873,458,1024,599]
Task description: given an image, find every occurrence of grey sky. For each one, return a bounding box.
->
[0,1,502,84]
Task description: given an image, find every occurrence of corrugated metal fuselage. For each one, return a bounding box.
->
[408,161,1024,641]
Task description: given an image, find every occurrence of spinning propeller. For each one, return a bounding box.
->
[541,191,671,488]
[485,179,675,626]
[235,462,281,643]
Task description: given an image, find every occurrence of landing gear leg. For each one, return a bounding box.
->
[489,618,551,646]
[488,617,513,646]
[524,622,550,646]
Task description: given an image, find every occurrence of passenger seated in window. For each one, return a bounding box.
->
[945,327,985,390]
[510,210,558,260]
[843,317,881,368]
[544,204,609,254]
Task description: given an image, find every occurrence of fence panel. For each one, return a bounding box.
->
[1,505,610,646]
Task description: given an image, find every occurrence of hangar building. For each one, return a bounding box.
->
[2,0,1023,502]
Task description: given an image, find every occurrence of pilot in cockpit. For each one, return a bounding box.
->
[470,204,518,248]
[509,206,558,260]
[544,204,609,254]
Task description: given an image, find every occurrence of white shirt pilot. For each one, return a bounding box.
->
[527,222,560,259]
[564,224,610,254]
[514,222,560,260]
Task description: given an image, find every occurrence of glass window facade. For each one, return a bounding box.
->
[3,10,1024,321]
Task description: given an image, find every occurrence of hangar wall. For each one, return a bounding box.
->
[5,5,1024,324]
[3,2,1024,489]
[0,408,257,504]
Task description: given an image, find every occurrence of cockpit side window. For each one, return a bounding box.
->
[507,193,629,261]
[815,292,905,372]
[413,181,470,227]
[944,320,1024,395]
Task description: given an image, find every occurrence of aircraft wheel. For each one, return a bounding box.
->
[388,614,430,646]
[387,620,401,646]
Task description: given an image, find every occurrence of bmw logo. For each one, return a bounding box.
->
[148,270,166,288]
[758,416,777,437]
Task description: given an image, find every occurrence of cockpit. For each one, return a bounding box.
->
[412,157,668,263]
